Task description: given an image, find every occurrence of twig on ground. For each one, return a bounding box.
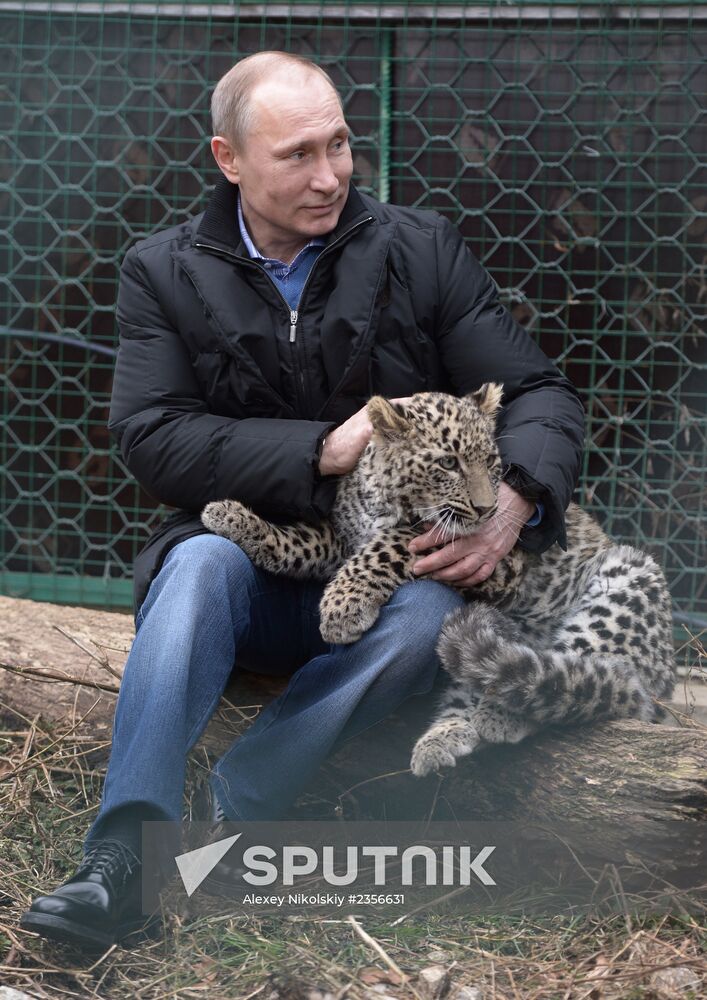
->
[347,914,422,1000]
[0,660,120,694]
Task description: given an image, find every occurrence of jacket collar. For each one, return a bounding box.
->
[194,174,373,254]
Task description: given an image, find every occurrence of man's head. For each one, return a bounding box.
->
[210,51,353,261]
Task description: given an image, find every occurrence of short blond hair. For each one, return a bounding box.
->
[211,51,343,149]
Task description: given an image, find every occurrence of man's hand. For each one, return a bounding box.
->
[318,398,412,477]
[408,481,535,587]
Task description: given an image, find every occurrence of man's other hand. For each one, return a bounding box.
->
[407,481,534,587]
[318,397,412,477]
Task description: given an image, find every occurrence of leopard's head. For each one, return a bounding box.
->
[366,385,504,539]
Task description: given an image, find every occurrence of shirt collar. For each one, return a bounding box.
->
[237,191,326,264]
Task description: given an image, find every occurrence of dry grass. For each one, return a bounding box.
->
[675,626,707,716]
[1,632,705,999]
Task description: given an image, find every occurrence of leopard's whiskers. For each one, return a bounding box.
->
[431,509,452,545]
[443,508,456,545]
[496,509,529,527]
[428,506,456,545]
[414,502,456,544]
[416,503,449,517]
[493,509,531,536]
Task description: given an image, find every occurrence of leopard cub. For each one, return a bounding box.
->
[202,386,674,776]
[202,386,509,645]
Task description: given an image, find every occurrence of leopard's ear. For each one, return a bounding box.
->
[468,382,503,417]
[367,396,411,439]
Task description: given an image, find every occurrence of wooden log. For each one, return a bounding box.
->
[0,595,134,734]
[309,698,707,826]
[305,703,707,902]
[1,595,705,840]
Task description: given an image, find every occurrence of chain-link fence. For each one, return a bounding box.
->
[1,1,705,630]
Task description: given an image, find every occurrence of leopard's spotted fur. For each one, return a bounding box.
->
[201,386,675,776]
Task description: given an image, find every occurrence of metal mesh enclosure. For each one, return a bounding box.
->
[1,1,705,627]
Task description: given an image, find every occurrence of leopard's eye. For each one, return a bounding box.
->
[438,456,458,470]
[487,453,498,468]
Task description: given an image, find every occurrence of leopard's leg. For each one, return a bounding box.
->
[201,499,344,580]
[410,603,522,775]
[521,544,673,724]
[410,687,536,777]
[470,696,538,744]
[318,529,416,645]
[562,544,673,697]
[437,546,672,726]
[410,682,481,777]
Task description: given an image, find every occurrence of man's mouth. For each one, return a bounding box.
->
[306,200,339,212]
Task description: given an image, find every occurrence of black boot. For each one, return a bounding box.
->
[20,838,162,950]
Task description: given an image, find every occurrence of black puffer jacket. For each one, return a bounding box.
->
[109,177,585,615]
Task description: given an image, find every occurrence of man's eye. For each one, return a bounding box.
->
[290,150,306,161]
[438,456,458,470]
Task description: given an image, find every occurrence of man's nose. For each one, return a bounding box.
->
[310,156,339,195]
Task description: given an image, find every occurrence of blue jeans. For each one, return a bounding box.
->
[84,534,464,850]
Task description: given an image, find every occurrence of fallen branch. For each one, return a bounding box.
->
[347,915,421,999]
[52,624,124,680]
[0,661,120,695]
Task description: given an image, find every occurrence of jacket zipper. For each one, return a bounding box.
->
[194,214,373,413]
[285,215,373,343]
[194,214,373,344]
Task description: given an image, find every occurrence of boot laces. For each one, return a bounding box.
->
[78,838,141,891]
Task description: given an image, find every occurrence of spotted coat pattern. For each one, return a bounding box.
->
[201,386,675,777]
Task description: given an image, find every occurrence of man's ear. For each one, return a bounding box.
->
[210,136,240,184]
[468,382,503,418]
[367,396,411,440]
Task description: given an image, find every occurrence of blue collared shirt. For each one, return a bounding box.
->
[237,193,325,311]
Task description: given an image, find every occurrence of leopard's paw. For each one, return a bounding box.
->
[319,592,381,645]
[409,723,480,777]
[201,499,259,543]
[410,737,457,778]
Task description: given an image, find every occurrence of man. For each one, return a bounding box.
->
[21,51,584,949]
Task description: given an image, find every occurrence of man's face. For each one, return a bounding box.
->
[219,72,353,254]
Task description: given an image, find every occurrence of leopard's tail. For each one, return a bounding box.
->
[437,602,667,725]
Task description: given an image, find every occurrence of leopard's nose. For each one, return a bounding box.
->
[472,503,495,517]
